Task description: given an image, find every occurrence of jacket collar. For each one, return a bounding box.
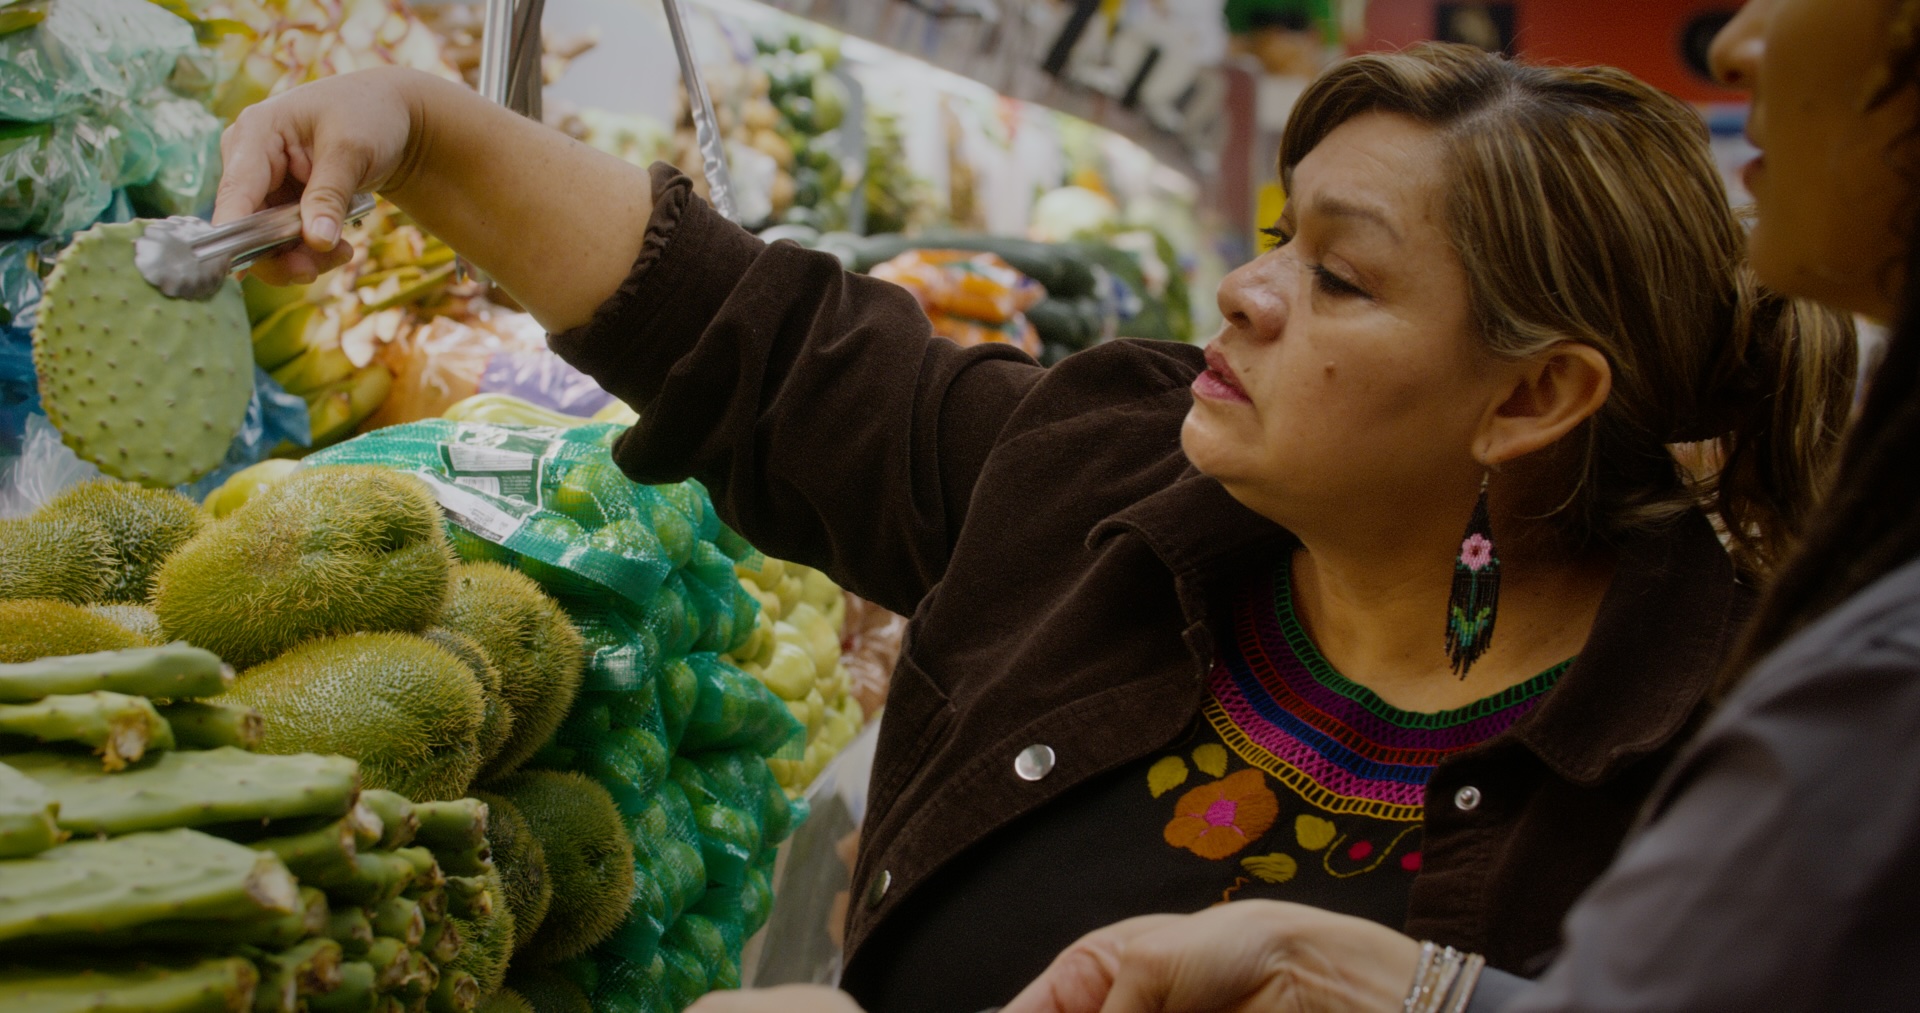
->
[1088,464,1290,580]
[1096,466,1739,788]
[1509,510,1743,785]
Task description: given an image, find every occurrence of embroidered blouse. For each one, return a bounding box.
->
[851,562,1569,1012]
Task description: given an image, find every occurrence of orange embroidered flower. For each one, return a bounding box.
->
[1164,768,1280,860]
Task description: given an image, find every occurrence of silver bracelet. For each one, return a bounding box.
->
[1403,942,1486,1013]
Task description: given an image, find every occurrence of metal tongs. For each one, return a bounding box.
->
[660,0,736,223]
[134,194,378,300]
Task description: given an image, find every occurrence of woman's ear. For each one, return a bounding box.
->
[1479,343,1612,466]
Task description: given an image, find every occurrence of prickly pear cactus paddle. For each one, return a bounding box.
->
[32,221,253,488]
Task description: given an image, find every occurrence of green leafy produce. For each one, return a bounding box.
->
[358,790,419,850]
[250,818,358,882]
[153,467,454,669]
[155,700,265,751]
[32,221,254,488]
[412,797,491,877]
[440,563,584,779]
[0,644,231,702]
[0,515,113,603]
[0,598,150,664]
[0,828,298,943]
[444,872,514,996]
[0,760,61,859]
[39,480,204,602]
[8,748,359,836]
[0,954,260,1013]
[226,633,485,802]
[470,790,549,951]
[307,960,378,1013]
[251,936,345,1012]
[0,690,173,769]
[489,771,633,964]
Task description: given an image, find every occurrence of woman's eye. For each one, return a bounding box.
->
[1312,265,1368,299]
[1259,225,1293,250]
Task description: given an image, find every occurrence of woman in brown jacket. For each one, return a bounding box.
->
[217,43,1853,1011]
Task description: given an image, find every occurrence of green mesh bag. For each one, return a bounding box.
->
[670,757,762,889]
[657,657,700,753]
[678,654,805,758]
[658,942,710,1010]
[594,953,673,1013]
[304,421,676,606]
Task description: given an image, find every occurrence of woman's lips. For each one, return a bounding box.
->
[1195,347,1252,404]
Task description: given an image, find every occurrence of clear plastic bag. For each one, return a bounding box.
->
[0,323,37,457]
[126,91,222,218]
[477,348,619,418]
[0,0,201,122]
[0,117,119,235]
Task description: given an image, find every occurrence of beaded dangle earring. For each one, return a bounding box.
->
[1444,473,1501,677]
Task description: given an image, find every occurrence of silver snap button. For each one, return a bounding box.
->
[1453,786,1482,812]
[865,868,892,909]
[1014,744,1056,781]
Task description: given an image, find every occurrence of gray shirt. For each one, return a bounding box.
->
[1476,553,1920,1011]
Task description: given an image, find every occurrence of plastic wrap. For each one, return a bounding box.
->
[477,348,619,418]
[0,0,201,122]
[0,365,309,511]
[0,237,47,330]
[126,91,223,218]
[0,324,37,457]
[0,117,119,235]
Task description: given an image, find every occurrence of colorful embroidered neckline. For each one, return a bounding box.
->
[1204,566,1569,821]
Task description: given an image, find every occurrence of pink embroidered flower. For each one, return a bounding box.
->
[1459,533,1494,572]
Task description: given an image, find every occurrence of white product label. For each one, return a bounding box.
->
[418,471,528,542]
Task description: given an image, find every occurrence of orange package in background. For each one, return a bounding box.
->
[841,592,907,719]
[871,250,1046,357]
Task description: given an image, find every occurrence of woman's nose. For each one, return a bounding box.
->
[1216,253,1291,341]
[1709,0,1768,90]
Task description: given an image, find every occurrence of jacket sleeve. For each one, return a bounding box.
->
[547,165,1045,617]
[1498,592,1920,1012]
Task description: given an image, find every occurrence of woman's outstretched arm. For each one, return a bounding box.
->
[212,66,651,333]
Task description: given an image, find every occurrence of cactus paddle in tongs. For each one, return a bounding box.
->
[132,194,379,300]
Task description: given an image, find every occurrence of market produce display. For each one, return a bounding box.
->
[294,418,809,1009]
[727,555,863,794]
[0,642,512,1013]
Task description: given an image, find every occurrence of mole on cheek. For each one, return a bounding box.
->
[1323,362,1337,382]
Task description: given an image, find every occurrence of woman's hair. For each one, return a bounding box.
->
[1280,43,1858,578]
[1725,0,1920,680]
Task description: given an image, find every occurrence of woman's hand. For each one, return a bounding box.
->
[1002,901,1423,1013]
[214,67,653,331]
[213,66,420,285]
[686,985,866,1013]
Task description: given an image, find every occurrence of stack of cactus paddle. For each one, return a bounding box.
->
[0,643,513,1013]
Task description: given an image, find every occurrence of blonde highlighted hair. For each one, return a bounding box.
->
[1282,43,1857,577]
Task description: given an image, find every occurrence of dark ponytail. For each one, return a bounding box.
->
[1703,264,1858,580]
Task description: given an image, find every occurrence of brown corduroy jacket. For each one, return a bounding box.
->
[551,167,1751,988]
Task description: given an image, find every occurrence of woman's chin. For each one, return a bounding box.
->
[1180,410,1249,481]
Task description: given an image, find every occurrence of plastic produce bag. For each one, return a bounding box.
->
[0,323,36,456]
[477,348,619,418]
[0,0,203,122]
[0,366,306,512]
[126,91,222,217]
[0,237,47,329]
[0,117,119,235]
